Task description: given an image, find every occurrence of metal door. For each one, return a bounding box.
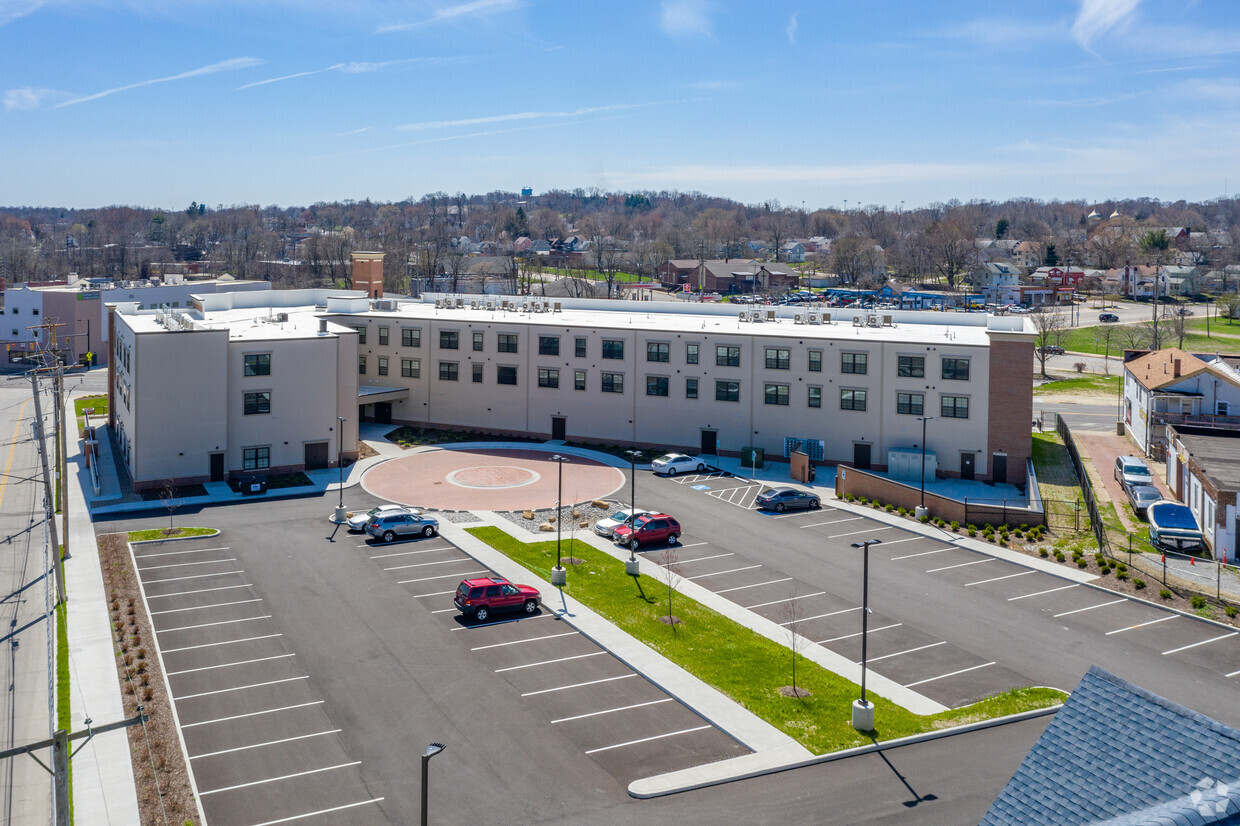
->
[853,443,871,470]
[209,452,225,483]
[304,441,328,471]
[552,417,566,440]
[701,430,717,455]
[992,453,1007,485]
[961,452,975,481]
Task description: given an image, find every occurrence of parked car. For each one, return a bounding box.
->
[453,577,541,622]
[1099,312,1120,323]
[1127,485,1162,517]
[650,453,708,476]
[364,511,439,542]
[756,487,821,512]
[347,504,415,531]
[1038,345,1065,356]
[1114,455,1153,493]
[594,507,653,538]
[613,513,681,550]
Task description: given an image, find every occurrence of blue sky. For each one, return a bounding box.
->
[2,0,1238,210]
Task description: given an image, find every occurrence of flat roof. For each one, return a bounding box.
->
[1176,432,1240,490]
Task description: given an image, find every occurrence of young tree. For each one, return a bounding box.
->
[1031,308,1067,378]
[655,545,684,631]
[160,479,180,536]
[780,585,810,699]
[1095,323,1118,375]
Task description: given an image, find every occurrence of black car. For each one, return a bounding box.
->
[1039,345,1065,355]
[1099,313,1119,323]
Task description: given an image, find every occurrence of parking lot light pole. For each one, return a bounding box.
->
[551,455,569,586]
[334,416,347,523]
[915,415,935,518]
[624,449,643,575]
[421,741,445,826]
[850,538,882,731]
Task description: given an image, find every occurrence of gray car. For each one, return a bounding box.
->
[755,486,820,512]
[347,504,415,532]
[365,511,439,542]
[1127,484,1162,518]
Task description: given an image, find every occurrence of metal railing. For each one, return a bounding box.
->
[1056,413,1111,557]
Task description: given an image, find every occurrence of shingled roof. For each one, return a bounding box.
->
[981,666,1240,825]
[1125,348,1211,391]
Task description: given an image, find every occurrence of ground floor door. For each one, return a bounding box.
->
[375,403,392,424]
[551,416,566,441]
[992,452,1007,485]
[209,452,225,483]
[961,452,975,481]
[701,429,717,455]
[853,442,872,470]
[304,441,328,471]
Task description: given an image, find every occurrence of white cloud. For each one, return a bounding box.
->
[0,0,49,27]
[3,86,60,111]
[942,17,1065,46]
[786,13,798,45]
[378,0,523,33]
[398,103,647,131]
[1071,0,1141,53]
[237,64,343,90]
[688,79,737,91]
[56,56,263,107]
[659,0,714,39]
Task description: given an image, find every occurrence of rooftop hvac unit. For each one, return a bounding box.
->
[374,299,397,311]
[807,312,822,324]
[275,312,289,322]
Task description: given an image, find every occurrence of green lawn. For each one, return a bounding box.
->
[1059,325,1227,356]
[56,593,72,819]
[467,527,1065,754]
[128,527,216,542]
[74,394,108,431]
[1033,375,1121,396]
[1031,433,1093,548]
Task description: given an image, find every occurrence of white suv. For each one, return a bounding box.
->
[594,507,653,538]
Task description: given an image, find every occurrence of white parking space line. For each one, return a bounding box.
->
[675,541,709,549]
[1227,668,1240,678]
[369,545,454,560]
[890,548,952,561]
[782,606,860,626]
[383,557,478,572]
[470,630,578,651]
[450,614,552,631]
[175,675,308,701]
[800,518,862,529]
[1053,599,1127,618]
[746,592,827,610]
[905,661,995,689]
[877,536,933,546]
[686,564,762,581]
[1009,584,1079,601]
[181,700,324,729]
[663,553,733,566]
[495,651,607,673]
[146,584,253,600]
[926,559,992,573]
[145,571,245,585]
[198,762,361,797]
[1105,615,1177,636]
[1162,632,1238,656]
[817,623,902,645]
[133,547,229,559]
[773,509,834,519]
[522,674,636,697]
[150,598,263,616]
[138,558,238,572]
[167,653,296,677]
[410,589,456,596]
[250,798,386,826]
[162,633,283,654]
[964,571,1035,587]
[191,729,340,760]
[827,526,896,540]
[157,616,272,634]
[584,725,712,755]
[399,569,487,585]
[861,641,947,664]
[716,577,793,594]
[551,698,673,724]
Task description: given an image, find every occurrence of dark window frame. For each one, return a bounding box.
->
[765,348,791,370]
[439,361,459,381]
[538,368,559,388]
[764,383,790,405]
[440,330,459,350]
[647,342,670,363]
[897,355,925,378]
[244,353,271,376]
[243,391,271,415]
[897,392,925,415]
[538,335,560,356]
[715,380,740,402]
[602,339,625,360]
[716,345,741,367]
[401,328,421,348]
[601,372,625,393]
[942,357,970,381]
[841,389,867,411]
[841,352,867,374]
[496,365,518,385]
[941,395,970,418]
[647,376,669,396]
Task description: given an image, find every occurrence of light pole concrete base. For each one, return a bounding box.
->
[625,558,641,576]
[550,566,567,587]
[333,506,348,524]
[851,699,874,731]
[914,505,929,519]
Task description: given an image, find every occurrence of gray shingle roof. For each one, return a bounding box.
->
[981,666,1240,825]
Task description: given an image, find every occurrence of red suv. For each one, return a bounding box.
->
[454,577,541,622]
[613,513,681,551]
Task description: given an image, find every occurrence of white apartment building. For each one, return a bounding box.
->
[109,290,1036,490]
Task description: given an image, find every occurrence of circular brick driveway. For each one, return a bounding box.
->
[361,448,626,511]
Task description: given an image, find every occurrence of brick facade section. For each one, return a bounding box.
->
[835,467,1044,527]
[351,251,385,299]
[987,336,1033,485]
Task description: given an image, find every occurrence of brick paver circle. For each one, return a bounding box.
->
[361,448,626,511]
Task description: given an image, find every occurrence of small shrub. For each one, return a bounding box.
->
[884,504,893,512]
[1077,558,1089,568]
[858,497,868,505]
[950,520,959,531]
[1099,565,1111,576]
[872,500,882,508]
[1191,596,1207,610]
[1094,553,1106,565]
[919,514,929,523]
[967,524,976,532]
[1116,571,1128,581]
[1160,589,1173,600]
[1074,361,1087,373]
[1226,606,1238,619]
[1039,548,1049,557]
[1116,563,1127,574]
[1055,551,1065,561]
[1019,523,1028,531]
[968,528,977,537]
[1134,578,1146,589]
[844,494,854,502]
[898,507,907,516]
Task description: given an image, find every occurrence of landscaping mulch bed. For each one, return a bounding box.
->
[225,471,312,493]
[139,483,208,501]
[96,533,199,826]
[384,426,541,449]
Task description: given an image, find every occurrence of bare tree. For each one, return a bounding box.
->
[1119,322,1153,353]
[780,585,810,699]
[160,479,180,536]
[1095,324,1118,375]
[654,545,684,631]
[1030,308,1067,378]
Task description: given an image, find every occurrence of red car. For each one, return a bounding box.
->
[613,513,681,551]
[454,577,541,621]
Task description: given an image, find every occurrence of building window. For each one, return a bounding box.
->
[647,342,670,363]
[574,370,586,390]
[686,378,699,399]
[539,335,559,356]
[358,356,366,375]
[686,343,700,365]
[401,358,420,378]
[242,446,270,471]
[841,389,867,411]
[941,395,970,418]
[439,362,459,381]
[765,348,790,370]
[897,392,924,415]
[402,328,421,347]
[496,365,517,385]
[378,326,389,346]
[647,376,669,396]
[575,338,587,358]
[942,358,970,381]
[353,326,367,345]
[808,350,822,372]
[716,345,740,367]
[440,331,459,350]
[497,333,518,354]
[602,339,624,359]
[808,386,822,408]
[897,355,925,378]
[715,380,740,402]
[764,383,789,405]
[602,372,624,393]
[472,331,485,351]
[842,352,867,374]
[538,368,559,388]
[472,363,484,383]
[244,354,271,376]
[378,356,388,376]
[243,391,271,415]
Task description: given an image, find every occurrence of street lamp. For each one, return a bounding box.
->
[550,454,569,586]
[334,416,347,523]
[850,538,882,731]
[420,741,446,826]
[916,415,935,517]
[624,449,644,575]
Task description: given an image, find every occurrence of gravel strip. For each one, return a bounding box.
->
[427,510,483,524]
[495,500,621,535]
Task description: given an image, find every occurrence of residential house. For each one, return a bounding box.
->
[780,241,806,263]
[1104,263,1163,298]
[1031,266,1085,287]
[1122,347,1240,456]
[1165,425,1240,560]
[656,259,797,294]
[979,262,1022,304]
[1163,265,1201,296]
[1011,241,1041,270]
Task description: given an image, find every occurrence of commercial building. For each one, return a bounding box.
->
[109,290,1035,490]
[1122,347,1240,457]
[1165,425,1240,560]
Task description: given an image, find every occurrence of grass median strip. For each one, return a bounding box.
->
[128,527,216,542]
[466,527,1065,754]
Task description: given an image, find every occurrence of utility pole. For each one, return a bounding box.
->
[31,321,72,560]
[29,372,65,604]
